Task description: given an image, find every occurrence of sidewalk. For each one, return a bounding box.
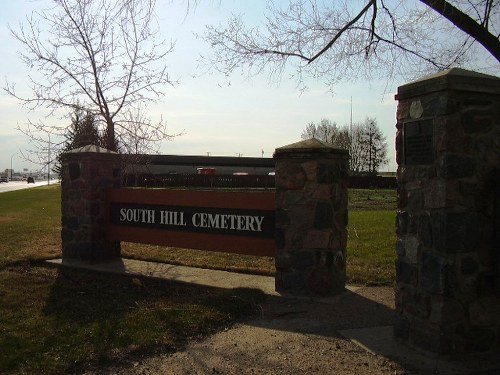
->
[47,258,500,375]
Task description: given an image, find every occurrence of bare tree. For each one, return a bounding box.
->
[203,0,499,90]
[359,117,388,174]
[301,119,350,149]
[4,0,175,152]
[347,117,388,173]
[349,124,366,173]
[301,117,387,172]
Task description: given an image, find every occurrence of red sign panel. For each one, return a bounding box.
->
[106,188,276,257]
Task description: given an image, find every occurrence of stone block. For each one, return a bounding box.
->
[275,228,285,249]
[404,235,420,264]
[275,253,292,270]
[62,216,79,230]
[445,212,483,253]
[410,319,452,354]
[395,130,402,165]
[462,108,495,134]
[330,228,347,252]
[313,202,333,229]
[300,160,317,182]
[291,251,315,270]
[420,251,452,295]
[396,238,405,257]
[275,271,307,293]
[403,288,431,319]
[465,327,497,353]
[317,163,338,183]
[289,204,316,227]
[312,184,332,200]
[275,162,306,190]
[303,230,331,249]
[307,266,344,296]
[90,201,101,217]
[61,228,75,242]
[396,259,417,285]
[68,190,82,202]
[416,213,432,248]
[469,297,500,327]
[424,179,447,209]
[429,296,466,327]
[405,188,424,211]
[440,154,475,179]
[396,210,409,236]
[69,162,80,180]
[460,256,478,275]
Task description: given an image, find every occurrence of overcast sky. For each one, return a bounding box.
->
[0,0,496,174]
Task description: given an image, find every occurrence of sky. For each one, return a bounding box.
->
[0,0,497,174]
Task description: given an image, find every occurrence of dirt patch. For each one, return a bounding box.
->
[82,287,427,374]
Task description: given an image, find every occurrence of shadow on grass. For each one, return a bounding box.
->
[0,264,265,375]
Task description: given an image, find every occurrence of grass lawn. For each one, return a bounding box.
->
[346,188,397,285]
[0,185,397,374]
[0,185,61,267]
[0,264,263,374]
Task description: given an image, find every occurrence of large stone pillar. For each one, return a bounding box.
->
[274,138,349,296]
[61,145,122,262]
[394,68,500,355]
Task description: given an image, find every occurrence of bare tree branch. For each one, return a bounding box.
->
[203,0,499,91]
[308,0,375,64]
[4,0,176,155]
[420,0,500,61]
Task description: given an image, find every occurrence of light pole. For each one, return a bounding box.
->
[47,133,51,185]
[10,152,17,182]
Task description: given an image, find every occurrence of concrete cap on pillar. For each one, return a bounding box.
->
[396,67,500,100]
[66,145,118,154]
[274,138,349,159]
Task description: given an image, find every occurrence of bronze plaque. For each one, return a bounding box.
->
[403,119,434,165]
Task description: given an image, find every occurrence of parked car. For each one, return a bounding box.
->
[0,177,7,183]
[27,177,35,184]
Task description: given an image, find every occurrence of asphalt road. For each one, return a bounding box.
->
[0,179,59,193]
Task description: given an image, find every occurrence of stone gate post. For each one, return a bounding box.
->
[60,145,122,262]
[395,68,500,355]
[274,139,350,295]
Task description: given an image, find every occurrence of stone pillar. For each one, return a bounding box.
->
[395,68,500,355]
[61,145,122,262]
[274,139,349,296]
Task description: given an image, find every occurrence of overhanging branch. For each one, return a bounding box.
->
[308,0,375,64]
[419,0,500,61]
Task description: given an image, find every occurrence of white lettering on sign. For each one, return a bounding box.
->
[114,204,270,236]
[191,213,264,232]
[119,208,156,224]
[159,210,187,226]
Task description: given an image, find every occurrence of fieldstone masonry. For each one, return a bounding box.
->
[61,145,122,262]
[395,68,500,355]
[274,139,350,296]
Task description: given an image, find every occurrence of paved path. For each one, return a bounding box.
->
[47,258,500,374]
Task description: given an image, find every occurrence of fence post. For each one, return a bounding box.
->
[274,138,350,295]
[395,68,500,355]
[60,145,122,262]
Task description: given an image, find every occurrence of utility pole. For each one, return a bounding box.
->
[10,152,17,181]
[350,96,353,134]
[47,133,51,185]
